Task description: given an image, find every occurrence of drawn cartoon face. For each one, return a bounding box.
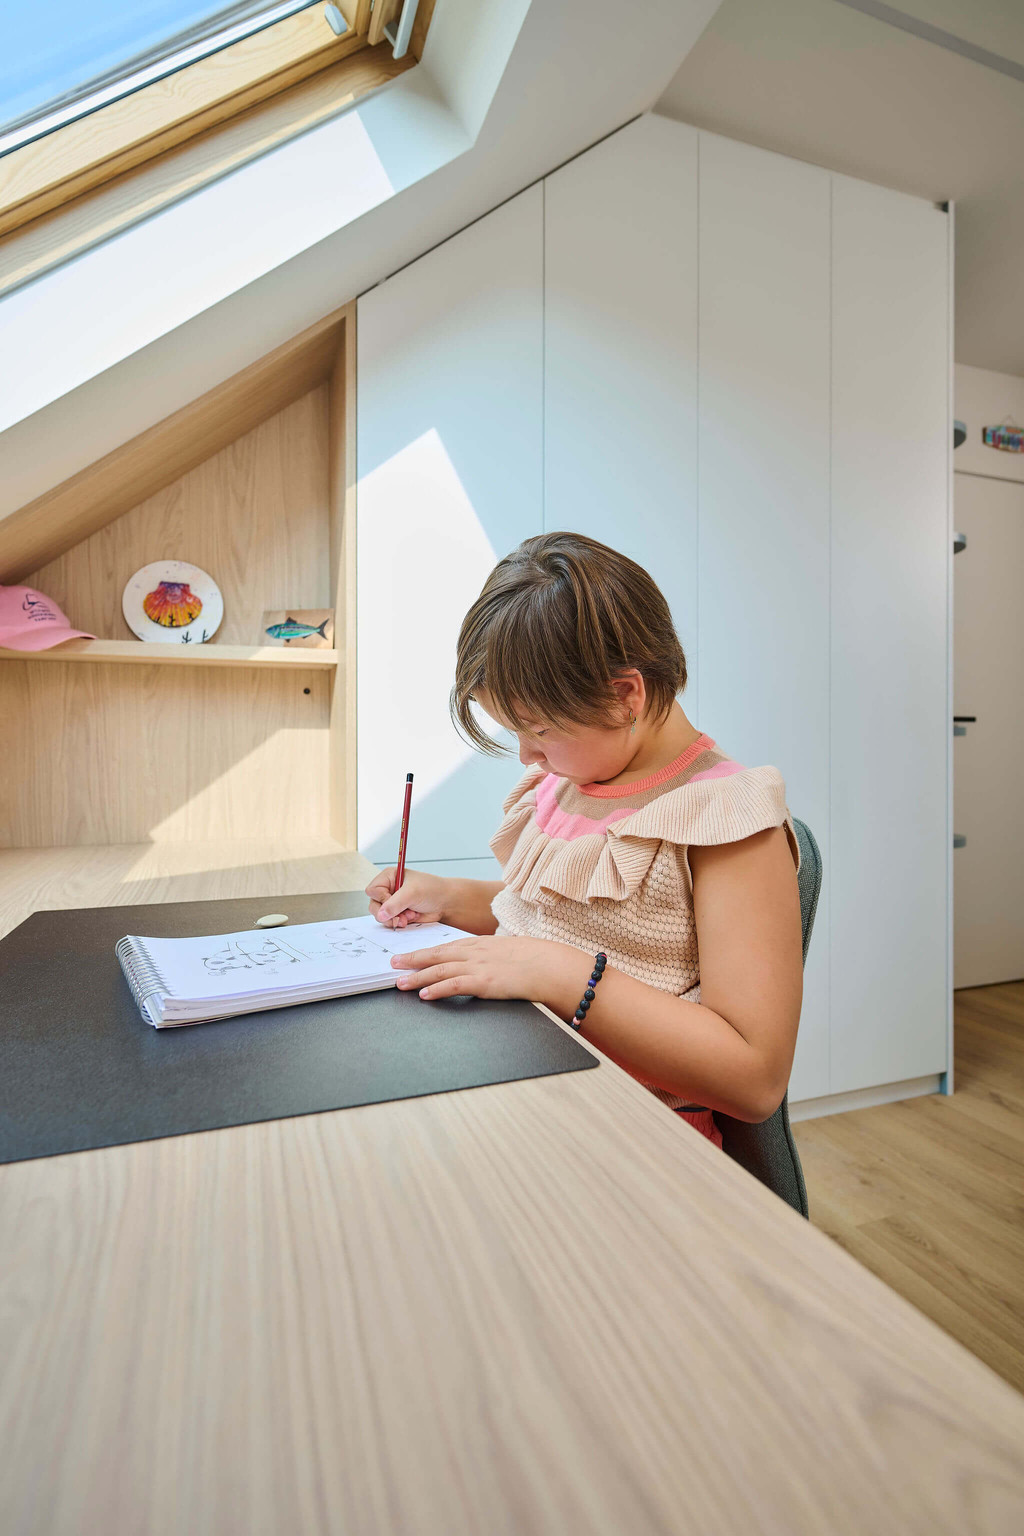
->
[203,936,301,974]
[199,922,402,981]
[327,936,372,958]
[204,944,253,975]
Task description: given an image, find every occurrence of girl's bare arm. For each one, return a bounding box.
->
[549,827,803,1120]
[392,827,803,1122]
[439,878,504,935]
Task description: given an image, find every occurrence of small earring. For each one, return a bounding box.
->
[629,709,636,736]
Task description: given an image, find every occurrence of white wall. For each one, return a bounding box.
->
[357,114,952,1107]
[954,364,1024,486]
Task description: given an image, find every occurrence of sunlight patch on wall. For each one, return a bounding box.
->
[145,724,329,842]
[357,427,506,852]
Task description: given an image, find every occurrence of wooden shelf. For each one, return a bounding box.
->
[0,638,339,670]
[1,303,356,849]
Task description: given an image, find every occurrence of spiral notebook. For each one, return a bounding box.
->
[116,914,472,1027]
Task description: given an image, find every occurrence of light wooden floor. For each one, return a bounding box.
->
[794,980,1024,1395]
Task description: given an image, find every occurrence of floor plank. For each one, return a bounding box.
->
[794,980,1024,1394]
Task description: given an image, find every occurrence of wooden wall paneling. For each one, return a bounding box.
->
[544,115,699,705]
[0,307,346,584]
[356,185,544,864]
[830,175,950,1092]
[696,131,832,1103]
[0,661,331,848]
[328,308,359,849]
[3,382,337,850]
[25,388,331,647]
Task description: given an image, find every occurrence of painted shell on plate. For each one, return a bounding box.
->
[143,581,203,628]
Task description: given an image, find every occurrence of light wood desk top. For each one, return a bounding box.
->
[2,846,1024,1535]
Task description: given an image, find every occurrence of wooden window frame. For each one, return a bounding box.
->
[0,39,418,297]
[0,0,419,240]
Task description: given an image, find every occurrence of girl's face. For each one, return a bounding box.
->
[475,689,634,786]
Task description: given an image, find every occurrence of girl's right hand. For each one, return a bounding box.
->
[365,867,451,928]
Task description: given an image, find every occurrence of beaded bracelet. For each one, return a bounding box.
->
[569,952,607,1030]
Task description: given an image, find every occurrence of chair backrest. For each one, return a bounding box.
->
[793,817,823,963]
[713,817,822,1217]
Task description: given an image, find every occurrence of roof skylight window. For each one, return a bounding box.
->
[0,1,436,263]
[0,0,325,156]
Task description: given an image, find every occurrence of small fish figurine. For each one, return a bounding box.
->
[264,616,330,644]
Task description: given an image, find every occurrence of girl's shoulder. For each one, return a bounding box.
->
[527,735,789,847]
[490,743,796,908]
[616,744,791,851]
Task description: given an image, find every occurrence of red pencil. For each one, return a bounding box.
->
[393,773,414,922]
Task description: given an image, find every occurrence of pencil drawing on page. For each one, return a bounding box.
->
[202,923,396,978]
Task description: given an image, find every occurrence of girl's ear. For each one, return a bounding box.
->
[609,669,647,720]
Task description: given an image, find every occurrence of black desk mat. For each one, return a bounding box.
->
[0,890,597,1165]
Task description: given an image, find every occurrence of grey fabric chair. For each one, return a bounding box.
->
[712,817,822,1218]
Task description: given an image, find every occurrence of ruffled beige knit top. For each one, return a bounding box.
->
[490,733,797,1110]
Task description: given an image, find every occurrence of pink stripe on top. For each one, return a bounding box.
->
[580,733,717,798]
[689,758,745,783]
[535,772,638,840]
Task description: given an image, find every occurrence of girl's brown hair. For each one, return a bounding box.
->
[451,532,687,755]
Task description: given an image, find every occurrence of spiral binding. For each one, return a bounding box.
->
[115,935,172,1021]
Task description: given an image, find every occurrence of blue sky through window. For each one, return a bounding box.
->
[1,2,311,138]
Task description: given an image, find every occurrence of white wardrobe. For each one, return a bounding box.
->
[357,114,952,1110]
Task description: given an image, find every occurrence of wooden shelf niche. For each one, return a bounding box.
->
[0,305,356,854]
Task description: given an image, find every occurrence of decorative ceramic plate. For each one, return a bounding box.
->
[122,561,224,645]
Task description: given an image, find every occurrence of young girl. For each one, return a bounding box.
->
[366,533,803,1143]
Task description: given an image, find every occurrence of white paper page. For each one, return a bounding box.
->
[130,915,470,1006]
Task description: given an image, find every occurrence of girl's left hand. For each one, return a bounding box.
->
[391,934,587,1012]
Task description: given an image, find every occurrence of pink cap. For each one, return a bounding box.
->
[0,585,96,652]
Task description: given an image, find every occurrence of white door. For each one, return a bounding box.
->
[357,187,544,866]
[953,473,1024,987]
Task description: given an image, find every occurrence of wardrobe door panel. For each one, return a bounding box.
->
[544,115,699,699]
[830,176,950,1092]
[357,187,543,863]
[697,132,831,1103]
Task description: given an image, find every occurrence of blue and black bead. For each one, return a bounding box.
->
[568,952,609,1030]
